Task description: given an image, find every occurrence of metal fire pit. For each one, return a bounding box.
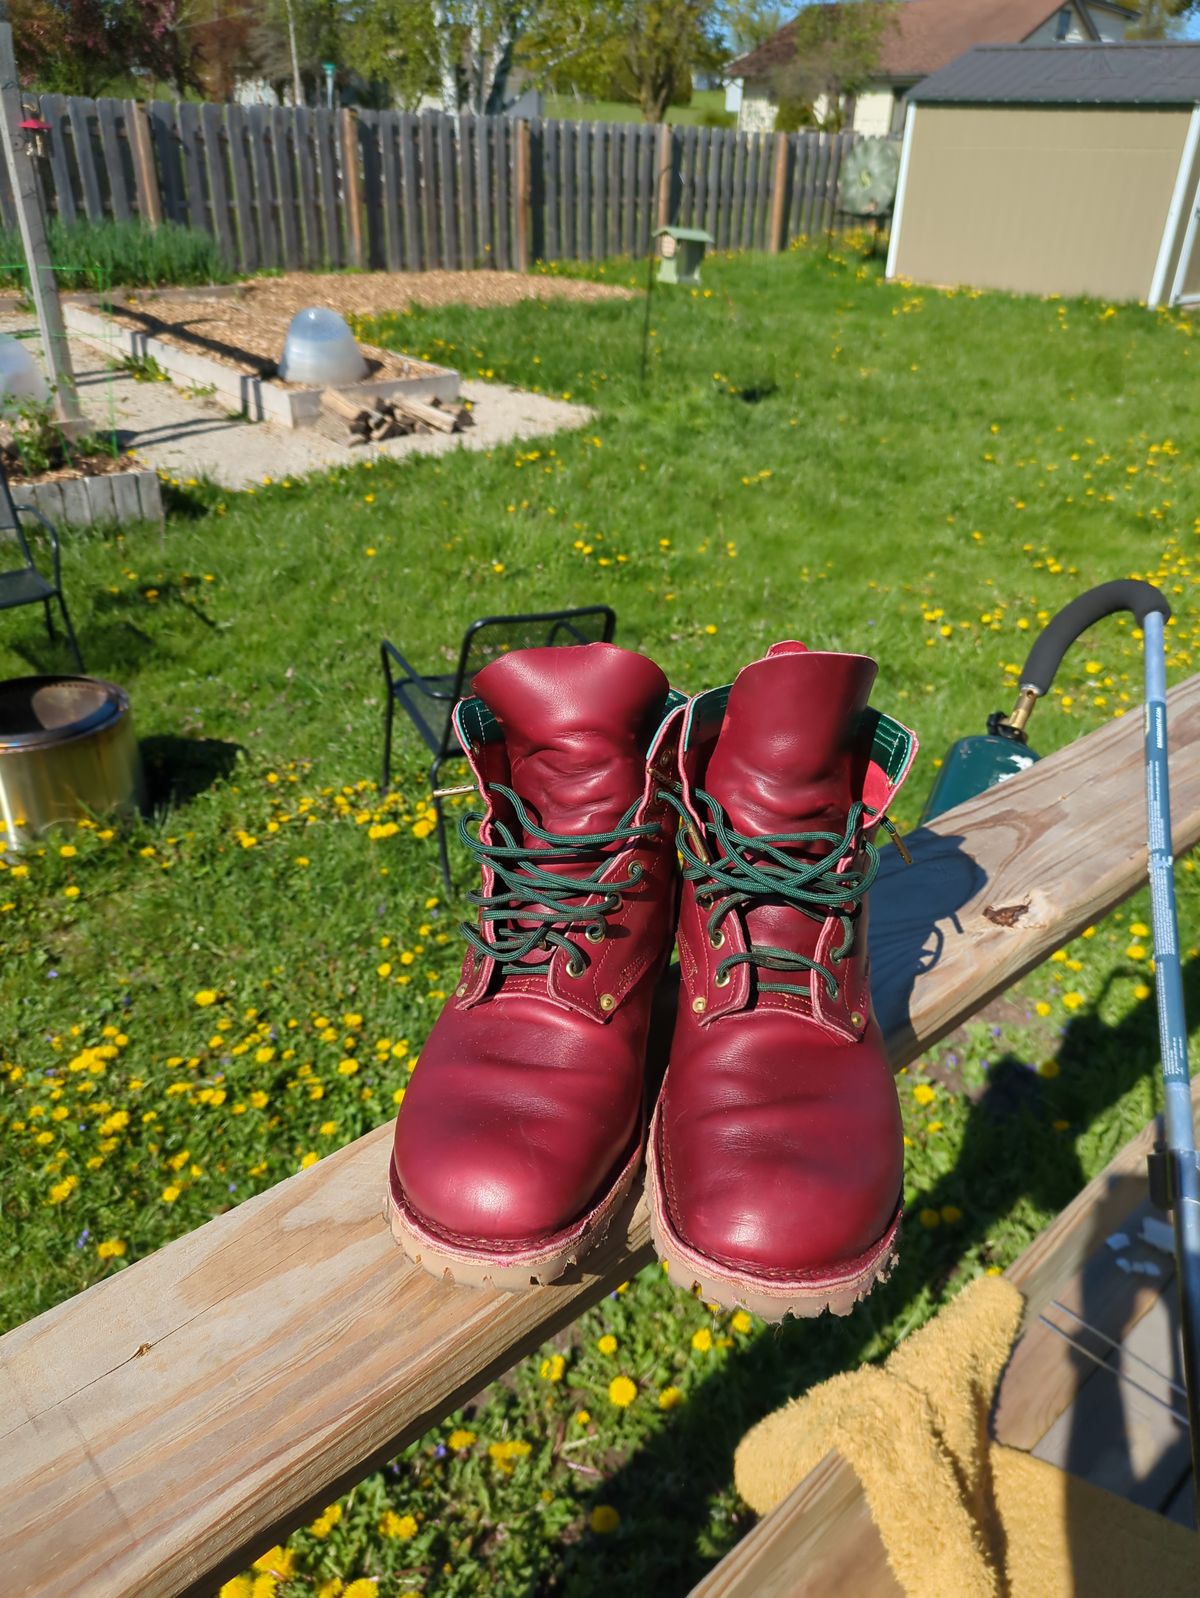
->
[0,675,143,849]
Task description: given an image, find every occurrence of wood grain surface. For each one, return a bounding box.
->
[6,676,1200,1598]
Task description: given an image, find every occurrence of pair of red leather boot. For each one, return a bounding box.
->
[387,640,917,1320]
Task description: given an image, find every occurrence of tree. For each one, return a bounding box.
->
[12,0,198,94]
[720,0,788,58]
[189,0,257,101]
[770,0,895,132]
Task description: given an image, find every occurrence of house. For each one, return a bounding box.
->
[725,0,1138,136]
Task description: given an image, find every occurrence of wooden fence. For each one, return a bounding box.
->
[4,96,857,275]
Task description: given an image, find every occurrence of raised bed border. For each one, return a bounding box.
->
[13,468,164,528]
[62,300,460,428]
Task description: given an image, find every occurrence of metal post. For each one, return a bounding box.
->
[1143,608,1200,1521]
[0,1,85,429]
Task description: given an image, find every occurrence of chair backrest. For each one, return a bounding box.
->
[453,607,617,699]
[0,461,36,572]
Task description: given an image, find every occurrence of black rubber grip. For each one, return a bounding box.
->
[1021,581,1171,695]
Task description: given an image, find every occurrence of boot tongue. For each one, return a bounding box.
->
[705,642,877,847]
[473,643,668,840]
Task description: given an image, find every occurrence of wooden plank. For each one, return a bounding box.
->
[592,119,606,260]
[340,108,365,270]
[788,133,809,239]
[225,103,257,274]
[559,119,575,258]
[357,110,383,270]
[314,110,342,269]
[742,132,759,250]
[706,127,722,239]
[1032,1290,1191,1510]
[399,113,422,270]
[575,119,590,261]
[541,117,558,262]
[528,117,546,263]
[126,101,161,229]
[438,111,459,269]
[379,113,403,272]
[67,97,104,223]
[246,105,278,271]
[175,101,207,235]
[680,125,698,228]
[637,124,654,256]
[475,111,494,266]
[200,103,235,268]
[418,112,438,267]
[8,677,1200,1598]
[512,117,529,271]
[458,115,478,268]
[689,1451,901,1598]
[727,129,745,251]
[96,100,131,222]
[39,95,77,225]
[768,133,789,253]
[269,107,301,270]
[293,108,321,268]
[495,116,511,269]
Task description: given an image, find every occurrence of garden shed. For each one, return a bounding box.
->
[886,42,1200,306]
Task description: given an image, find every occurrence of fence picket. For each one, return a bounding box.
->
[270,107,301,268]
[379,114,402,271]
[459,116,479,268]
[399,113,422,268]
[293,109,321,268]
[66,98,105,223]
[200,102,235,267]
[246,105,278,270]
[95,101,131,222]
[225,104,257,272]
[495,119,511,268]
[176,102,208,234]
[315,110,342,269]
[438,113,458,268]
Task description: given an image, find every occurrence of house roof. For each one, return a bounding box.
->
[910,40,1200,104]
[728,0,1137,86]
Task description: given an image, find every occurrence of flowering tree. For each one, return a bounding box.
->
[11,0,197,93]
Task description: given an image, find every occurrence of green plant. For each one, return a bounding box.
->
[116,352,172,385]
[0,218,234,294]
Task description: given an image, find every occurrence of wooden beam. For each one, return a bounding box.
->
[768,133,789,253]
[6,675,1200,1598]
[513,116,531,272]
[656,120,672,231]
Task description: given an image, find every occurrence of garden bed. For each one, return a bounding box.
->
[62,288,460,429]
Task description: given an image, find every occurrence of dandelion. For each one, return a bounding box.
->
[161,1185,181,1203]
[940,1204,963,1224]
[1035,1001,1051,1017]
[1130,922,1150,938]
[704,624,717,636]
[918,1207,941,1229]
[1126,944,1147,961]
[59,845,77,858]
[342,1583,380,1598]
[597,1333,618,1355]
[1037,1059,1061,1079]
[590,1504,620,1534]
[691,1327,713,1353]
[96,1239,127,1260]
[912,1084,936,1107]
[379,1511,418,1540]
[574,1409,591,1425]
[540,1353,566,1382]
[194,990,218,1007]
[1062,991,1085,1011]
[608,1375,637,1407]
[253,1546,296,1579]
[448,1428,476,1449]
[731,1310,753,1335]
[658,1386,683,1410]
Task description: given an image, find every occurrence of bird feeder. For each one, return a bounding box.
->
[654,225,713,287]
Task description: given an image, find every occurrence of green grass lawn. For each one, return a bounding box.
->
[544,87,733,125]
[4,237,1200,1597]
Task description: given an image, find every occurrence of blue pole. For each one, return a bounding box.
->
[1142,609,1200,1514]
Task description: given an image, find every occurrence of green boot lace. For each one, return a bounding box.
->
[459,783,661,976]
[660,787,881,1001]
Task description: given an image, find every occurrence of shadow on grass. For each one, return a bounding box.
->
[140,733,242,809]
[551,956,1196,1598]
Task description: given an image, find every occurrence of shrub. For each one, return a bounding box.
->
[0,218,234,293]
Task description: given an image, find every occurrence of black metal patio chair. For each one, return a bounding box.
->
[381,605,617,887]
[0,465,84,670]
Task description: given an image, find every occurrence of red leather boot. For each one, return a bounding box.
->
[388,643,683,1288]
[647,641,917,1320]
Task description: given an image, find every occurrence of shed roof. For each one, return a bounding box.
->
[910,41,1200,105]
[727,0,1136,86]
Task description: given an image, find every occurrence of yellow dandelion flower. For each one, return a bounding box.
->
[608,1375,637,1407]
[912,1084,936,1106]
[597,1333,618,1355]
[658,1386,683,1410]
[590,1504,620,1533]
[378,1510,418,1540]
[96,1239,127,1260]
[194,990,218,1007]
[691,1327,713,1353]
[448,1428,476,1449]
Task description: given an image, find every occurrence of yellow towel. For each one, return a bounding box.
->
[733,1276,1199,1598]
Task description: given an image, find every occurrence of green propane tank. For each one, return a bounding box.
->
[920,721,1039,823]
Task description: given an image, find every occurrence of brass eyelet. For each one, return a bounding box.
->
[586,924,605,943]
[714,969,731,988]
[709,930,725,950]
[599,992,616,1012]
[566,957,585,979]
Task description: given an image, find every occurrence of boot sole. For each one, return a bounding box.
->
[385,1129,643,1291]
[646,1106,901,1322]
